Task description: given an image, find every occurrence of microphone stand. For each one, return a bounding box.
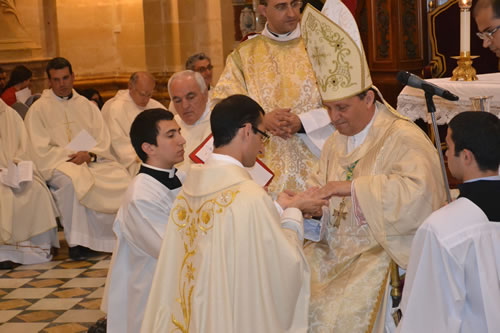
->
[423,89,452,203]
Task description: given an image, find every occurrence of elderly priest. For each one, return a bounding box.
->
[24,57,131,260]
[301,5,446,332]
[102,71,166,176]
[0,99,58,267]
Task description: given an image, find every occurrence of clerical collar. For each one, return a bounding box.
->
[139,163,182,190]
[464,175,500,183]
[207,153,244,169]
[347,105,379,154]
[53,90,73,101]
[261,23,301,42]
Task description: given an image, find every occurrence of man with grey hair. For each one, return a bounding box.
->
[102,71,166,176]
[185,52,213,92]
[168,70,212,170]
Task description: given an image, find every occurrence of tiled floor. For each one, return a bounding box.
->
[0,233,109,332]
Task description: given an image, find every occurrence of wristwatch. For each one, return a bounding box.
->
[89,152,97,163]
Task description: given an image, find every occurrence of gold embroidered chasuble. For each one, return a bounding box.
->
[306,102,446,332]
[141,159,310,333]
[212,35,322,195]
[24,89,131,214]
[0,101,58,243]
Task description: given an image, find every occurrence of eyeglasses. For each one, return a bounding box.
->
[252,126,270,144]
[476,25,500,41]
[267,0,303,12]
[194,64,213,73]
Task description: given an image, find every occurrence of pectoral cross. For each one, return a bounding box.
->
[63,115,74,141]
[332,198,347,228]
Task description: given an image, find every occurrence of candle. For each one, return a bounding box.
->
[459,0,472,55]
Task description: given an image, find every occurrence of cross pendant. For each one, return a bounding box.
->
[63,119,74,142]
[332,199,347,228]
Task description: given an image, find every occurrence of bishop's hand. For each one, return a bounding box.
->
[263,108,292,139]
[317,181,352,199]
[277,187,328,218]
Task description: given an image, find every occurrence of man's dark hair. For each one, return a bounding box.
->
[211,94,265,148]
[130,108,175,162]
[5,65,32,90]
[46,57,73,79]
[185,53,211,70]
[473,0,500,18]
[357,87,376,100]
[449,111,500,172]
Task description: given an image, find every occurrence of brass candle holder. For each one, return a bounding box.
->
[451,51,478,81]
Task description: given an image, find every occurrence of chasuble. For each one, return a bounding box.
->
[141,157,310,333]
[306,102,446,332]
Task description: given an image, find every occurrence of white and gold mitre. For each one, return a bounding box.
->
[301,4,372,102]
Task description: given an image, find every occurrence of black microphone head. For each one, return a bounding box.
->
[442,90,459,101]
[396,71,411,86]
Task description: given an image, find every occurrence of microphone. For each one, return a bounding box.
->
[396,71,459,101]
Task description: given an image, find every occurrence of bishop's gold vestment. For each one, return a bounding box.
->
[306,102,446,332]
[212,35,323,195]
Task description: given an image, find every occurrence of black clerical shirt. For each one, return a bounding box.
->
[458,178,500,221]
[138,164,182,190]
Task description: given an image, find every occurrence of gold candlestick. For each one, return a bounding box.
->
[451,0,478,81]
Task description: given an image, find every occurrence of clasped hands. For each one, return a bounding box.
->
[277,181,352,218]
[263,108,302,139]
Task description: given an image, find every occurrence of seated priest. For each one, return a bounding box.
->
[24,57,131,260]
[102,71,166,176]
[105,108,186,333]
[300,5,447,332]
[0,99,59,268]
[141,94,328,333]
[168,70,212,170]
[397,111,500,333]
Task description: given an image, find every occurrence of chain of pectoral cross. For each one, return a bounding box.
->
[332,160,359,228]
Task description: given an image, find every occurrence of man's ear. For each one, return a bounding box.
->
[141,142,155,157]
[365,89,375,106]
[461,149,475,166]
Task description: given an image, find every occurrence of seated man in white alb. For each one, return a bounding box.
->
[102,72,166,176]
[0,99,59,268]
[105,108,186,333]
[397,111,500,333]
[168,70,212,170]
[24,57,131,260]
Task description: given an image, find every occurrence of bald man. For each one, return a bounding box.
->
[102,72,166,176]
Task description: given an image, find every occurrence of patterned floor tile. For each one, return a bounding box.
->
[53,309,105,323]
[82,269,108,278]
[14,261,62,271]
[57,261,93,269]
[85,287,104,299]
[6,270,41,279]
[74,299,101,310]
[90,260,110,269]
[0,310,22,322]
[27,298,82,311]
[0,299,32,310]
[51,288,92,299]
[0,278,31,289]
[37,269,86,279]
[61,278,106,289]
[0,322,49,332]
[14,310,61,322]
[27,279,66,288]
[4,288,56,299]
[41,322,89,333]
